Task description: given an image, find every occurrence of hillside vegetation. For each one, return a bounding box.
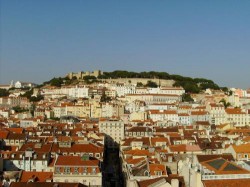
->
[42,70,223,94]
[98,70,221,93]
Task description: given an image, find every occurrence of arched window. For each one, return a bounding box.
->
[144,170,150,176]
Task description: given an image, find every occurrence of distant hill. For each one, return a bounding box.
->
[98,70,221,93]
[42,70,225,94]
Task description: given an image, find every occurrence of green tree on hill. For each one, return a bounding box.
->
[146,81,158,88]
[182,93,194,102]
[220,99,231,108]
[0,89,10,97]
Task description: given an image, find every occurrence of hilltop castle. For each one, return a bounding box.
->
[66,70,103,79]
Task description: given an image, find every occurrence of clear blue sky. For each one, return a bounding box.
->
[0,1,249,88]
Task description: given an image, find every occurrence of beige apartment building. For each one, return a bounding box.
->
[99,119,125,148]
[225,108,250,126]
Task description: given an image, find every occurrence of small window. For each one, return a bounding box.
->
[144,170,150,176]
[155,171,162,176]
[55,167,61,174]
[83,167,88,173]
[64,167,70,174]
[74,167,79,174]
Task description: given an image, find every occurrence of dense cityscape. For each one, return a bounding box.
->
[2,0,250,186]
[0,70,250,187]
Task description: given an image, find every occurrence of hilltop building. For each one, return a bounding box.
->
[67,70,103,79]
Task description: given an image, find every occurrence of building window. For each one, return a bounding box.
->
[55,167,61,174]
[83,167,88,173]
[74,167,79,174]
[144,170,150,176]
[64,167,70,174]
[92,167,96,174]
[155,171,162,176]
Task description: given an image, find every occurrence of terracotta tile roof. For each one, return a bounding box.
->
[6,133,26,140]
[55,155,100,167]
[178,113,190,116]
[196,154,234,163]
[201,158,249,174]
[124,149,155,157]
[169,144,201,152]
[19,171,53,182]
[54,136,72,142]
[226,108,246,114]
[6,128,24,134]
[121,137,151,146]
[165,132,181,137]
[191,111,208,115]
[125,157,145,165]
[151,137,169,146]
[51,143,103,154]
[127,126,153,132]
[179,105,192,109]
[202,179,250,187]
[0,130,9,139]
[154,127,179,133]
[210,103,224,107]
[19,143,52,153]
[195,121,210,126]
[242,136,250,142]
[231,143,250,153]
[149,164,167,176]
